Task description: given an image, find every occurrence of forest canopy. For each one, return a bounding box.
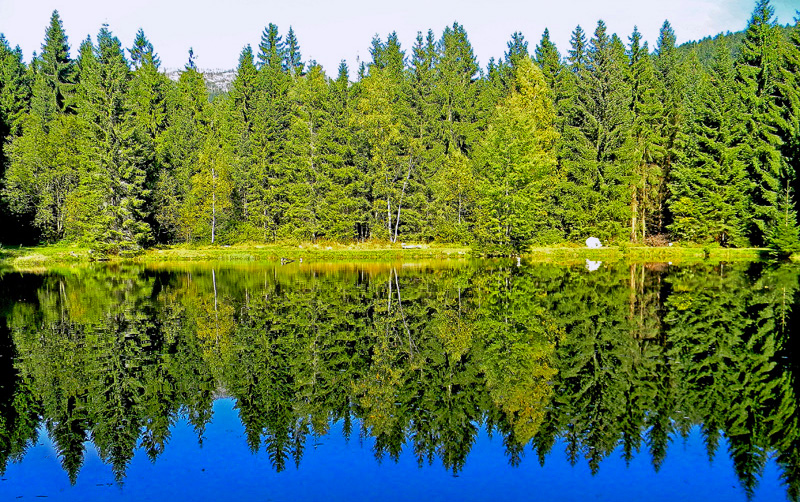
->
[0,0,799,254]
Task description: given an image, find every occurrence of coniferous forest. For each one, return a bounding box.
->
[1,0,800,254]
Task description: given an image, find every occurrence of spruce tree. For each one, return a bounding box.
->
[251,23,292,241]
[654,20,685,234]
[127,30,170,240]
[73,26,149,252]
[435,22,479,156]
[31,10,76,123]
[284,27,303,76]
[409,29,441,238]
[669,42,751,246]
[534,28,562,93]
[327,61,364,240]
[128,28,160,70]
[560,21,634,242]
[736,0,798,249]
[154,49,210,242]
[0,36,31,243]
[282,63,334,241]
[228,45,259,231]
[352,63,418,242]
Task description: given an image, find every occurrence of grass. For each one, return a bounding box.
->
[0,242,471,271]
[0,241,785,271]
[524,244,769,265]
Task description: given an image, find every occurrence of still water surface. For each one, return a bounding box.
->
[0,260,797,500]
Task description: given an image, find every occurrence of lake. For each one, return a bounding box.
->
[0,259,797,501]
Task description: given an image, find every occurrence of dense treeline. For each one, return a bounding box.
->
[0,261,798,498]
[1,1,800,254]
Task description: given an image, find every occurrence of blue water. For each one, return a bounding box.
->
[0,399,785,501]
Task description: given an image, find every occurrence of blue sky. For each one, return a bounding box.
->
[0,0,797,74]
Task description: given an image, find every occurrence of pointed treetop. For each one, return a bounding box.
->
[568,25,587,70]
[129,29,160,70]
[284,26,303,75]
[504,31,529,68]
[186,47,197,71]
[337,60,349,82]
[656,20,677,58]
[534,28,562,86]
[257,23,284,69]
[42,10,70,61]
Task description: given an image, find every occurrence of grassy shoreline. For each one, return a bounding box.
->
[0,242,782,271]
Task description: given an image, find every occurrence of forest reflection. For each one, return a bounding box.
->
[0,260,798,499]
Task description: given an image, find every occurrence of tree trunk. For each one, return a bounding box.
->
[211,167,216,244]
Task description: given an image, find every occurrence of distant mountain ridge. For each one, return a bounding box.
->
[164,67,236,98]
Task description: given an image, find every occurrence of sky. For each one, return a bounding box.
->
[0,0,798,75]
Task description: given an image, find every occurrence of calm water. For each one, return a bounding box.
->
[0,260,798,501]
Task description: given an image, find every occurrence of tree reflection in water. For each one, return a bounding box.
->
[0,260,797,498]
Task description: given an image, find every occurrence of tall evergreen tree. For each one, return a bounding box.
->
[560,21,634,242]
[250,22,292,241]
[534,28,562,92]
[128,28,160,70]
[227,45,259,231]
[0,36,30,235]
[436,22,479,156]
[282,63,335,240]
[669,42,751,246]
[127,30,170,241]
[72,26,148,251]
[654,20,686,234]
[284,27,303,76]
[31,10,76,122]
[736,0,799,249]
[154,49,210,242]
[352,63,418,242]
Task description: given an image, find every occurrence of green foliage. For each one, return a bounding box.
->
[3,4,800,253]
[669,42,751,246]
[560,21,635,243]
[2,260,800,496]
[473,58,559,253]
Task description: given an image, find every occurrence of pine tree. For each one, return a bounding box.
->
[736,0,797,248]
[30,10,76,123]
[473,58,559,253]
[669,42,751,246]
